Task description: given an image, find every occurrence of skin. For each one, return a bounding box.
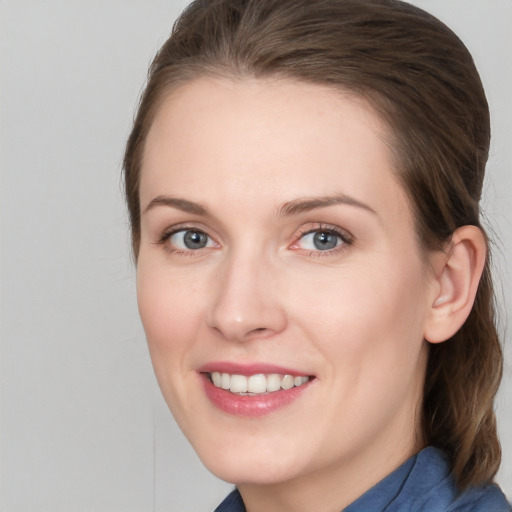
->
[136,77,443,512]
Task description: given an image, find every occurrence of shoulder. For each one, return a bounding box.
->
[399,447,510,512]
[446,484,511,512]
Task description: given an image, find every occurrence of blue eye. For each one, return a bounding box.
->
[169,229,214,250]
[297,230,344,251]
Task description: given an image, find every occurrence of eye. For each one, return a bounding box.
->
[298,230,341,250]
[168,229,215,250]
[293,227,351,253]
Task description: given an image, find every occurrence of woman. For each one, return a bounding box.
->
[123,0,510,510]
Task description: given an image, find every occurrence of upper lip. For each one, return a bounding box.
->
[198,361,313,377]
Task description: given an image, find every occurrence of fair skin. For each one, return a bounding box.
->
[136,77,485,512]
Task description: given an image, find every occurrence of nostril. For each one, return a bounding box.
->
[246,327,273,339]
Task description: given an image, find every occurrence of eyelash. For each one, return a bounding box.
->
[156,223,354,258]
[291,224,354,258]
[156,224,216,257]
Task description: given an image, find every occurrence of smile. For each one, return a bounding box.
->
[209,372,310,395]
[200,365,315,417]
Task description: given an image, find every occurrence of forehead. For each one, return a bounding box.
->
[140,77,409,223]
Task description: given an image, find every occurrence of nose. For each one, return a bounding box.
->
[206,250,287,342]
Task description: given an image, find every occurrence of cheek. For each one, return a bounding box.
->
[289,258,429,436]
[136,263,205,383]
[288,255,429,366]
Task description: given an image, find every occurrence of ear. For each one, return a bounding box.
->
[424,225,487,344]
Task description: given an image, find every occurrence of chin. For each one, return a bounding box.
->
[184,422,311,486]
[202,451,306,486]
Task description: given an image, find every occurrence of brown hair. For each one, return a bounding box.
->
[123,0,503,489]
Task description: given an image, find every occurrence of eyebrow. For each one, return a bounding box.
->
[143,196,208,215]
[278,194,377,217]
[142,193,377,218]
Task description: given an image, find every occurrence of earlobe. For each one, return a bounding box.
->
[424,226,486,344]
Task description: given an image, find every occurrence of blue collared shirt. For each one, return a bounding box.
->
[214,447,510,511]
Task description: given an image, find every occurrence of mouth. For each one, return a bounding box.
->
[198,364,316,417]
[207,372,311,395]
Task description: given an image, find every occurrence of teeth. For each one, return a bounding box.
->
[248,374,267,393]
[209,372,310,395]
[281,374,295,390]
[221,373,230,390]
[230,374,248,393]
[267,374,281,392]
[211,372,222,387]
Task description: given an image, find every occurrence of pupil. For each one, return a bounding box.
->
[313,231,338,250]
[184,231,207,249]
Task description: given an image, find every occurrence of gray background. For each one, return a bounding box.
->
[0,1,510,510]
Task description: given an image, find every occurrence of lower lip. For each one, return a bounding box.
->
[201,374,313,417]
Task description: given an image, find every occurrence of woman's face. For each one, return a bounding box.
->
[137,78,436,490]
